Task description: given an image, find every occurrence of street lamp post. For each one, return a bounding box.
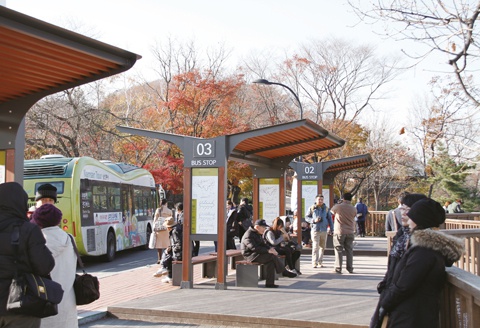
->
[253,79,303,120]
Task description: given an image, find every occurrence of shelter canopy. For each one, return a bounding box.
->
[228,119,345,166]
[0,6,140,105]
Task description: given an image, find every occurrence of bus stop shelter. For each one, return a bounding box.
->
[0,6,140,183]
[289,154,373,217]
[118,119,346,289]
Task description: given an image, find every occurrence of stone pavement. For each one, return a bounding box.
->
[79,237,388,328]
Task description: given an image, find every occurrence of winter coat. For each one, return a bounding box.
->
[372,229,464,328]
[305,203,333,232]
[168,224,182,261]
[226,208,238,238]
[40,227,78,328]
[153,205,172,249]
[241,226,271,261]
[0,182,55,317]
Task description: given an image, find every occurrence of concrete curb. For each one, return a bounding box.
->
[78,310,108,326]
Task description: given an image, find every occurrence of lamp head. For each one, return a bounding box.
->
[252,79,271,85]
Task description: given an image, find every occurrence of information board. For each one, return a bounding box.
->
[191,168,218,234]
[322,185,331,208]
[258,178,279,225]
[301,180,318,218]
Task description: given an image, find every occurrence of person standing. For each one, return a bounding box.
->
[175,202,184,225]
[30,204,78,328]
[330,192,357,274]
[225,200,238,250]
[236,198,253,241]
[385,192,408,232]
[448,198,465,213]
[241,220,295,288]
[372,198,464,328]
[153,199,172,275]
[305,194,334,268]
[370,193,427,328]
[354,198,368,237]
[34,183,58,208]
[0,182,55,328]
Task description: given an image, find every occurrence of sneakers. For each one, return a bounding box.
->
[162,276,171,283]
[265,284,279,288]
[153,267,168,277]
[313,263,318,268]
[282,269,297,278]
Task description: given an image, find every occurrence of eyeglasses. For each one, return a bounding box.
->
[399,205,410,213]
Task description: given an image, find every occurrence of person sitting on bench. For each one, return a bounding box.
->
[155,216,182,283]
[264,217,301,275]
[241,219,296,288]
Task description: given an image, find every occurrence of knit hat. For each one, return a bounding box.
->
[35,183,57,202]
[401,193,427,207]
[407,198,445,229]
[31,204,62,228]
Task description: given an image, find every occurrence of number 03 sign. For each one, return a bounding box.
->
[191,141,217,167]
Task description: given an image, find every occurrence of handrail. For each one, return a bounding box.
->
[440,266,480,327]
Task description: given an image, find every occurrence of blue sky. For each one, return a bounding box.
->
[6,0,447,127]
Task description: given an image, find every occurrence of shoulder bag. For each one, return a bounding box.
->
[68,234,100,305]
[154,209,166,231]
[7,224,64,318]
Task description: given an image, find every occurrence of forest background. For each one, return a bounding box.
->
[12,0,480,211]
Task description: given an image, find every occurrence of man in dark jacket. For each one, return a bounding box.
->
[240,220,294,288]
[0,182,55,328]
[236,198,253,241]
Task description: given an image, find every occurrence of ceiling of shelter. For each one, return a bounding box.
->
[324,155,373,174]
[230,119,345,163]
[0,6,140,105]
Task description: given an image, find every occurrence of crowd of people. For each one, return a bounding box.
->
[0,179,463,327]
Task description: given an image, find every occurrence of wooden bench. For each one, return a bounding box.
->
[172,255,217,286]
[209,249,243,270]
[235,260,264,287]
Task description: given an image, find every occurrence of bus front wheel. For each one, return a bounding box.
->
[105,231,116,262]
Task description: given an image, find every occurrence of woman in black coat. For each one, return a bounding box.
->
[0,182,55,328]
[372,198,464,328]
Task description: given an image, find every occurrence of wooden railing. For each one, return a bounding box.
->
[367,211,480,237]
[440,266,480,327]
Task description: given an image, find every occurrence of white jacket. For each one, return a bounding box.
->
[40,226,78,328]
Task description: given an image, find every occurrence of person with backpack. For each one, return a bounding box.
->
[0,182,55,328]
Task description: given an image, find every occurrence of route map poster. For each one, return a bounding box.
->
[302,180,318,218]
[322,185,330,208]
[191,168,218,234]
[259,178,279,225]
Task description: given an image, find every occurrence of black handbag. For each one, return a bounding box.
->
[68,235,100,305]
[7,224,64,318]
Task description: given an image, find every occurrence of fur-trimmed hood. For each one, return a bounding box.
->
[410,229,464,267]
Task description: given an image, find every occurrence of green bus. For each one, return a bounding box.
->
[23,156,159,261]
